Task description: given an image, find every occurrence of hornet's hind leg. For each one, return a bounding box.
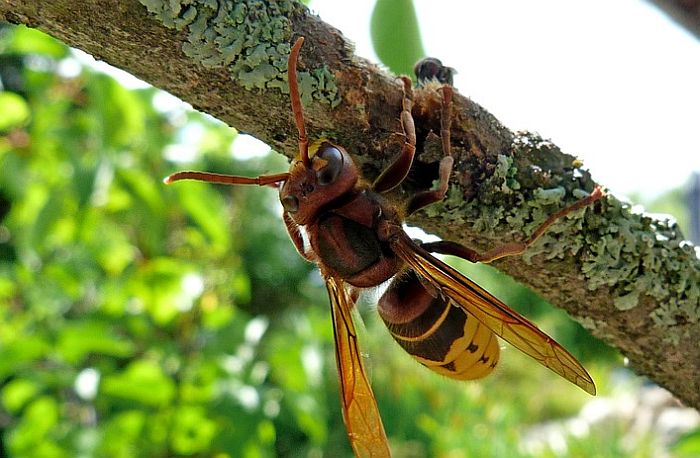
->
[421,187,604,263]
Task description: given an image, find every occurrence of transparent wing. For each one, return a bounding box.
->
[325,276,392,457]
[392,232,596,395]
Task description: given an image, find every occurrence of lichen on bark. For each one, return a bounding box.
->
[139,0,340,105]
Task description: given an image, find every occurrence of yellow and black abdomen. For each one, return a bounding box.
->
[378,270,499,380]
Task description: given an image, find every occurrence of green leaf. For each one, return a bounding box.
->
[86,75,148,148]
[117,168,167,255]
[3,26,69,58]
[370,0,425,76]
[88,218,136,275]
[129,257,195,324]
[99,410,147,458]
[0,91,30,131]
[170,405,218,455]
[0,275,17,301]
[27,188,69,251]
[175,182,231,255]
[673,428,700,456]
[7,396,60,453]
[2,378,41,413]
[57,320,135,364]
[101,360,176,406]
[201,298,235,330]
[0,336,51,380]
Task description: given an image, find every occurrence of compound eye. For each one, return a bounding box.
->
[281,195,299,213]
[315,145,343,186]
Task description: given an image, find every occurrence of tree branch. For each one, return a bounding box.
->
[649,0,700,41]
[2,0,699,409]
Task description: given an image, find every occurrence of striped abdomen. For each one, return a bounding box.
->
[378,270,499,380]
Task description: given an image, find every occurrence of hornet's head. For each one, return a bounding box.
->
[280,141,358,225]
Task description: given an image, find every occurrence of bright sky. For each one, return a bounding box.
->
[311,0,700,199]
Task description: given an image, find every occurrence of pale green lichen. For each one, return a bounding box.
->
[423,153,563,240]
[581,195,700,329]
[139,0,341,107]
[493,154,520,194]
[448,154,590,249]
[575,316,616,341]
[614,290,641,311]
[427,149,700,338]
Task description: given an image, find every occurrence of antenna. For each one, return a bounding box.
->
[288,37,310,167]
[164,37,310,186]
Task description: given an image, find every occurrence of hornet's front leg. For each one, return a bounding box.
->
[283,211,315,262]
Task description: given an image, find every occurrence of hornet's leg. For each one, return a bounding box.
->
[372,76,417,193]
[421,187,604,263]
[406,85,454,215]
[283,211,315,262]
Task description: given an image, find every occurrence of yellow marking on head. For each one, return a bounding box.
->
[309,138,330,156]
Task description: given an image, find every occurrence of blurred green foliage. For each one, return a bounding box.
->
[673,429,700,457]
[0,16,687,458]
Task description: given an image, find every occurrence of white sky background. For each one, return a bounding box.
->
[310,0,700,200]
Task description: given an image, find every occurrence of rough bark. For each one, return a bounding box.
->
[2,0,699,410]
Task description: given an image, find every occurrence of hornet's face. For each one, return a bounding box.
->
[280,141,358,225]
